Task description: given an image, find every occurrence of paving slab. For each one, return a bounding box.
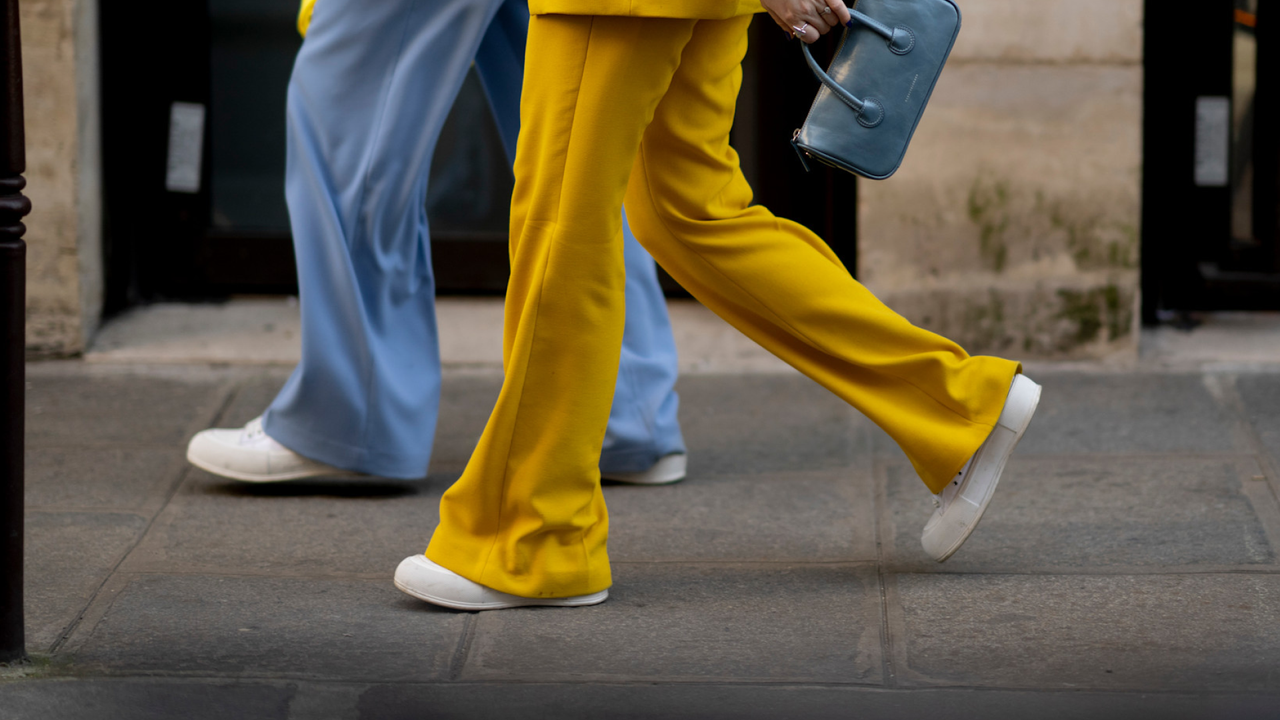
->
[889,573,1280,691]
[882,456,1278,569]
[0,680,295,720]
[976,373,1243,456]
[25,374,228,448]
[605,469,876,562]
[430,374,866,478]
[463,563,882,683]
[676,375,866,476]
[25,512,149,652]
[25,446,186,511]
[5,679,1276,720]
[430,376,502,476]
[3,681,1280,720]
[119,469,438,577]
[215,372,291,429]
[1237,374,1280,469]
[198,374,867,480]
[69,575,466,681]
[353,683,1280,720]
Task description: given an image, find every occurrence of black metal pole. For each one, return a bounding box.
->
[0,0,28,665]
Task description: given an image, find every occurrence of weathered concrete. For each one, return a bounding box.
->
[890,573,1280,691]
[883,456,1279,570]
[1142,313,1280,369]
[24,512,148,652]
[1236,375,1280,466]
[69,575,466,681]
[11,361,1280,717]
[4,680,1279,720]
[22,0,102,356]
[606,469,877,563]
[26,447,186,510]
[463,564,883,683]
[86,299,794,374]
[859,0,1143,360]
[675,375,865,475]
[25,374,226,447]
[1008,373,1246,456]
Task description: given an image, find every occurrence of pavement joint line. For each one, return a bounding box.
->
[870,448,896,688]
[50,571,133,659]
[1201,373,1280,539]
[45,469,200,657]
[447,614,479,681]
[46,382,244,656]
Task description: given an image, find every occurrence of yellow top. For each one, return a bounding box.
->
[298,0,316,36]
[529,0,762,19]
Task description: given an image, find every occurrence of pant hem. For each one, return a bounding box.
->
[262,411,430,480]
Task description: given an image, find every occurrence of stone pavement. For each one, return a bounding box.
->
[4,359,1280,719]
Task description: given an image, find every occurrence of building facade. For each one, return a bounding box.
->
[19,0,1275,360]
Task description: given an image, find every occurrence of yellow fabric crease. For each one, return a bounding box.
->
[426,14,1021,599]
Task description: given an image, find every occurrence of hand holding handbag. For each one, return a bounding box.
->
[791,0,961,180]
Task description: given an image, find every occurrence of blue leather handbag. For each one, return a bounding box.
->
[791,0,961,180]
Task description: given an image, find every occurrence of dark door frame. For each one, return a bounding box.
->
[1142,0,1279,322]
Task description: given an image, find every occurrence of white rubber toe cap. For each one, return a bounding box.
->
[186,420,345,483]
[393,555,608,611]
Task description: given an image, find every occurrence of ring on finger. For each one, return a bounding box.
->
[821,6,832,14]
[792,21,810,37]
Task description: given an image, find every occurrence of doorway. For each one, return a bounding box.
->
[1143,0,1280,321]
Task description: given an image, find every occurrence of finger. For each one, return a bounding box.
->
[800,13,832,35]
[782,11,817,42]
[828,1,852,29]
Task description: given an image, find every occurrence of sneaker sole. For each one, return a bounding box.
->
[600,454,687,486]
[393,577,609,611]
[185,448,351,483]
[926,375,1041,562]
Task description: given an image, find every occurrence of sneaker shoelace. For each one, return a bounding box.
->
[932,455,974,510]
[240,417,267,446]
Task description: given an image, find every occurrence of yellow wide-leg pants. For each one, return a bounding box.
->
[427,14,1022,598]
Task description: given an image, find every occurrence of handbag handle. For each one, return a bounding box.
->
[800,10,916,129]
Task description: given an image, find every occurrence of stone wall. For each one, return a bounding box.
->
[19,0,1143,359]
[22,0,101,356]
[858,0,1143,359]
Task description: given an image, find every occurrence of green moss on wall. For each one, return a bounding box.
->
[968,177,1010,273]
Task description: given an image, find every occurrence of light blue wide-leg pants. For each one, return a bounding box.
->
[262,0,685,479]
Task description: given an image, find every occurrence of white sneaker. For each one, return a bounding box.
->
[393,554,609,611]
[921,374,1042,562]
[600,453,687,485]
[186,416,350,483]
